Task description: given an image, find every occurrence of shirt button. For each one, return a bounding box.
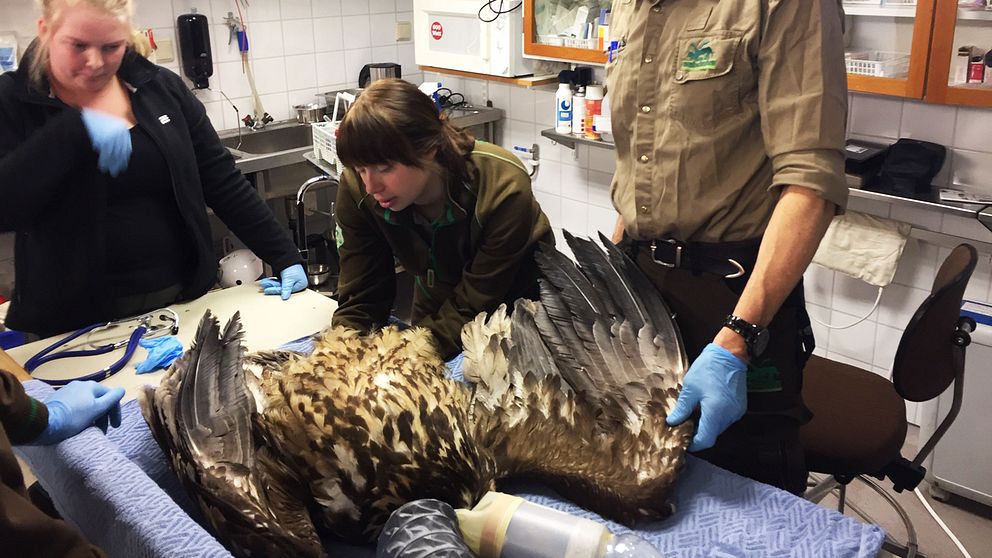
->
[640,205,649,214]
[639,154,649,163]
[644,57,653,64]
[641,105,651,113]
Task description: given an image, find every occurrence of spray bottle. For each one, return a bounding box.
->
[555,70,574,134]
[457,492,664,558]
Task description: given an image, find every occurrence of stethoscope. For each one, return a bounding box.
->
[25,308,180,386]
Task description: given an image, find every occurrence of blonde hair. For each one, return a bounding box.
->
[337,79,476,182]
[28,0,135,90]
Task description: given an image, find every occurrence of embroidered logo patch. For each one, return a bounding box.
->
[158,114,171,125]
[681,40,716,71]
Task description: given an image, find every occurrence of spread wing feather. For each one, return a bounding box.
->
[139,312,325,558]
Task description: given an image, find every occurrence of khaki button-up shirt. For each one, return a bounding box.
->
[607,0,849,242]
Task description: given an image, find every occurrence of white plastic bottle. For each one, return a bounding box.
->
[555,82,573,134]
[457,492,663,558]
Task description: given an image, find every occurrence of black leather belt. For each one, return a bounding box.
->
[640,238,761,279]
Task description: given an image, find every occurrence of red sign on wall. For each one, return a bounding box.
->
[430,21,443,40]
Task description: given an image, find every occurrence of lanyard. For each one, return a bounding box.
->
[24,309,179,387]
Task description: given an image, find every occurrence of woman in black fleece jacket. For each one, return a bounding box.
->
[0,0,305,338]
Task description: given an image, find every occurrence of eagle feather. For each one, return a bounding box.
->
[143,232,692,555]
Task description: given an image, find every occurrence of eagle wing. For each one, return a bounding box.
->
[139,312,325,558]
[463,232,693,524]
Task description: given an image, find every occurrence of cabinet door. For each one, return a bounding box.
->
[523,0,610,64]
[844,0,937,98]
[925,0,992,106]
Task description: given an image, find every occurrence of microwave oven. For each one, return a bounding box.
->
[413,0,530,77]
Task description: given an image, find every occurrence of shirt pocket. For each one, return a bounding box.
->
[668,32,743,132]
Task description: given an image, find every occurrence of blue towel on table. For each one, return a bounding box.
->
[17,341,885,558]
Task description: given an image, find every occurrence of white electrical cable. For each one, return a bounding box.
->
[809,286,884,329]
[913,488,973,558]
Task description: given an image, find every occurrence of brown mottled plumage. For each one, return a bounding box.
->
[140,231,692,557]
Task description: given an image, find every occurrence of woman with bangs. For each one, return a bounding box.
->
[332,78,553,359]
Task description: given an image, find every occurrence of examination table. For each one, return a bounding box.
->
[11,286,885,557]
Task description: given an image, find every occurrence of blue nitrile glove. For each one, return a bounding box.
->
[30,381,126,445]
[260,263,308,300]
[666,343,748,452]
[134,335,184,374]
[80,108,132,177]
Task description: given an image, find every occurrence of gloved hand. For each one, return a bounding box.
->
[30,381,126,445]
[80,108,132,177]
[666,343,748,452]
[260,263,308,300]
[134,336,184,374]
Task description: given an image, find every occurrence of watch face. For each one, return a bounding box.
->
[752,328,770,357]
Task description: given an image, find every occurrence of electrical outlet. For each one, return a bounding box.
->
[395,21,412,42]
[156,38,175,63]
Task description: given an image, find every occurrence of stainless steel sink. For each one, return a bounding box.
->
[218,121,314,174]
[220,124,312,154]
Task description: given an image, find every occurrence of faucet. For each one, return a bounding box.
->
[242,112,274,130]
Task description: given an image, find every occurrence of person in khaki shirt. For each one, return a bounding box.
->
[332,79,553,359]
[607,0,849,493]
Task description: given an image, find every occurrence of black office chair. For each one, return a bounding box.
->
[801,243,978,558]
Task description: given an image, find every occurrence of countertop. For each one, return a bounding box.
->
[7,285,337,402]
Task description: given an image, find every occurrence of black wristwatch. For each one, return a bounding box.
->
[723,315,770,358]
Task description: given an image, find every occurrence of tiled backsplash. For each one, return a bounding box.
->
[4,1,992,427]
[0,0,418,130]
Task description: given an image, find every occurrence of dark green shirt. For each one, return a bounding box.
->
[332,142,554,359]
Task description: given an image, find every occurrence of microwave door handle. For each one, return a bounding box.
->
[480,19,490,62]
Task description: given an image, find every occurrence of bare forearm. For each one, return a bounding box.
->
[611,215,625,244]
[0,349,30,382]
[714,186,835,359]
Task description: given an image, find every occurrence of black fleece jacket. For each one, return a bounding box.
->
[0,45,302,337]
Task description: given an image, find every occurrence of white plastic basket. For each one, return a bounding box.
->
[845,51,910,78]
[312,121,342,175]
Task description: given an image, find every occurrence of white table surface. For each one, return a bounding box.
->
[7,285,337,402]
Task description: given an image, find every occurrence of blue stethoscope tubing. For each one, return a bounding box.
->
[25,309,179,387]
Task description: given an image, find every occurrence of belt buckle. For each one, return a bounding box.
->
[650,239,682,269]
[724,259,746,279]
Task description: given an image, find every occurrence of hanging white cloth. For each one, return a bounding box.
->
[810,211,911,328]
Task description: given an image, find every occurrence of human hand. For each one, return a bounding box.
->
[134,336,184,374]
[80,108,132,177]
[31,381,126,445]
[666,343,747,452]
[260,263,308,300]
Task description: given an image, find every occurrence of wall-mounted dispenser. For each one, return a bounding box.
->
[177,10,212,89]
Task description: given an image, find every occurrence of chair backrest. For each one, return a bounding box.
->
[892,244,978,402]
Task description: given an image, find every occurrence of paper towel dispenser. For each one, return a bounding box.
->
[177,11,212,89]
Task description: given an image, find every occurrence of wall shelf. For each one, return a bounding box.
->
[843,5,919,18]
[957,7,992,21]
[540,128,614,150]
[541,128,992,238]
[418,66,558,87]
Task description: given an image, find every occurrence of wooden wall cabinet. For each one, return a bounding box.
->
[925,0,992,107]
[523,0,992,108]
[843,0,937,98]
[523,0,608,65]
